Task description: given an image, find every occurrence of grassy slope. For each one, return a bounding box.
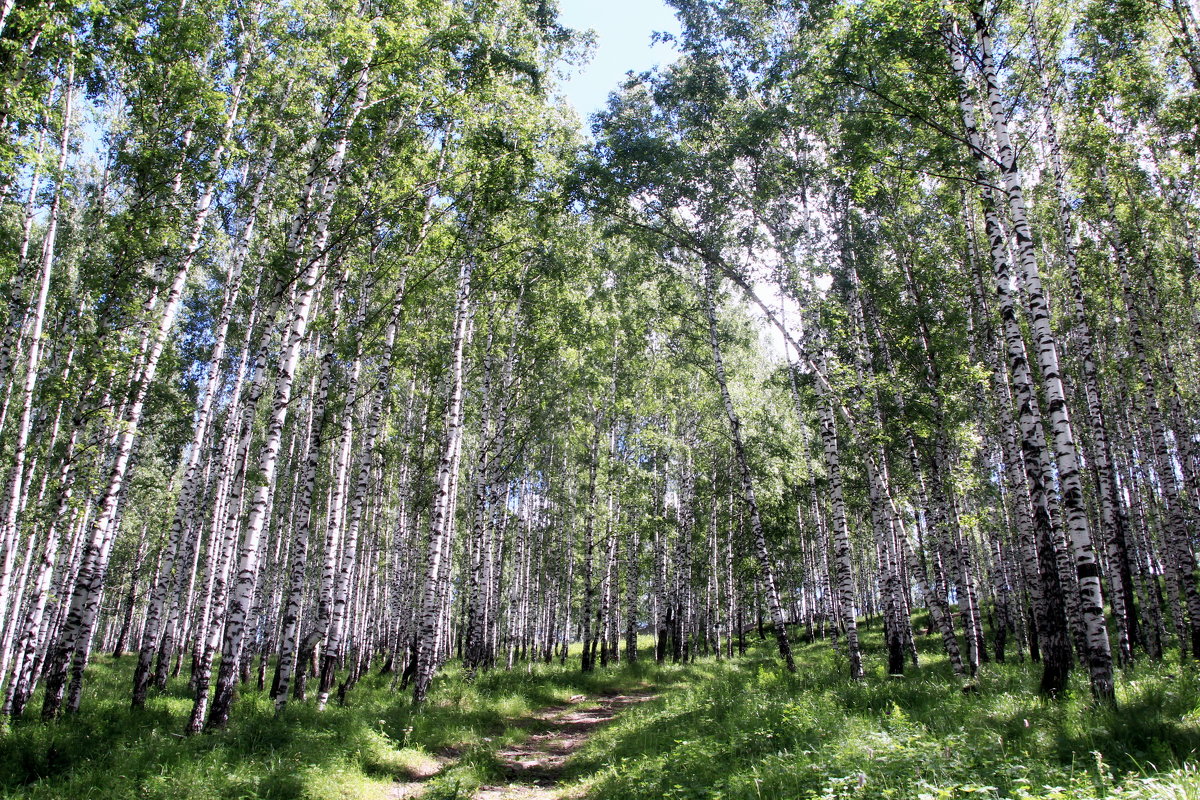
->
[1,622,1198,799]
[571,623,1200,800]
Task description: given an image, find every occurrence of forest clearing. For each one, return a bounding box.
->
[1,0,1200,797]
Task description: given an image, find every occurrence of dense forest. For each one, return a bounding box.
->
[0,0,1199,797]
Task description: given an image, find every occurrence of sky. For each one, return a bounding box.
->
[555,0,681,119]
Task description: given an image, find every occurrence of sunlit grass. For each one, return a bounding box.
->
[2,626,1197,799]
[0,644,668,800]
[568,620,1200,800]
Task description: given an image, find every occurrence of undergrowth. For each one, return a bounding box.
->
[570,621,1200,800]
[2,622,1198,800]
[0,645,666,800]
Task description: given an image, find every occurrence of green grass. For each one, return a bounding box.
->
[568,622,1200,800]
[2,624,1198,800]
[0,645,664,800]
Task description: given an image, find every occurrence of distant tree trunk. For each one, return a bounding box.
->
[464,335,497,676]
[701,264,795,672]
[317,330,369,709]
[1100,164,1200,660]
[580,411,601,673]
[625,500,641,662]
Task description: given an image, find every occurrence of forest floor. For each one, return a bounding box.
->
[2,620,1200,800]
[391,689,658,800]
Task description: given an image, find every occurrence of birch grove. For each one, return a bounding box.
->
[0,0,1198,738]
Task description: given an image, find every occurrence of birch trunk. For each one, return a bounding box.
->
[580,411,601,672]
[1023,1,1137,663]
[1100,166,1200,658]
[132,148,267,708]
[412,253,474,703]
[966,15,1114,700]
[318,303,380,707]
[0,63,73,668]
[40,37,256,717]
[946,21,1082,697]
[202,56,371,728]
[701,265,795,672]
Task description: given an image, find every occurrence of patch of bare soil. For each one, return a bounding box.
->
[391,690,654,800]
[389,780,437,800]
[386,753,452,799]
[473,691,654,799]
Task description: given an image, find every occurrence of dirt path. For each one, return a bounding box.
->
[391,689,655,800]
[473,690,655,800]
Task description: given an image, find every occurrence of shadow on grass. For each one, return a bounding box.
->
[0,648,674,800]
[566,623,1200,800]
[6,627,1200,800]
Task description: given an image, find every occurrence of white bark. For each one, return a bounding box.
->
[133,141,268,708]
[701,265,795,672]
[0,64,73,674]
[966,16,1113,699]
[413,253,475,702]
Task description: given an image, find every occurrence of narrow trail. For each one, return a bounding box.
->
[391,689,656,800]
[475,690,655,799]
